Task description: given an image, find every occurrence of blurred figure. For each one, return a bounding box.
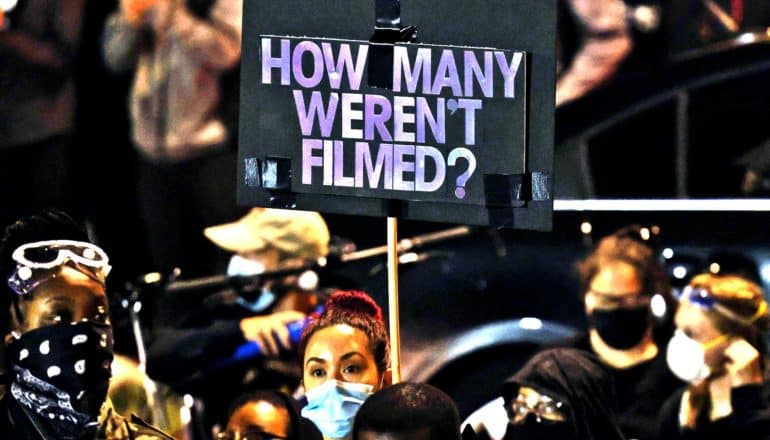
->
[556,0,633,106]
[0,209,171,439]
[658,273,770,439]
[666,0,770,56]
[146,208,330,431]
[353,382,462,440]
[109,354,187,437]
[0,0,85,228]
[299,290,391,440]
[566,225,682,439]
[500,348,626,440]
[102,0,244,277]
[218,390,322,440]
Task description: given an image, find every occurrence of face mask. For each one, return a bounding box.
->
[227,254,265,277]
[301,380,374,439]
[588,305,650,349]
[236,287,277,313]
[5,321,114,438]
[666,329,726,383]
[503,414,574,440]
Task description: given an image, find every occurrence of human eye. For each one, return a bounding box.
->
[342,363,363,375]
[309,367,326,378]
[43,304,73,325]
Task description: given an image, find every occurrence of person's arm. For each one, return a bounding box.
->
[154,0,242,70]
[146,319,246,385]
[146,309,305,386]
[0,0,85,74]
[102,10,145,73]
[556,0,632,106]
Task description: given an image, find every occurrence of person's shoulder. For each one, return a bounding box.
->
[550,332,591,352]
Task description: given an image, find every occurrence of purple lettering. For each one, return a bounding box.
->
[293,90,339,137]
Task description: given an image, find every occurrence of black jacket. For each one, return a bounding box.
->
[658,384,770,440]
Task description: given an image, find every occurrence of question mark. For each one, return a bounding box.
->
[447,148,477,199]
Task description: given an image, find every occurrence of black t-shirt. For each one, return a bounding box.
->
[658,384,770,440]
[563,334,683,440]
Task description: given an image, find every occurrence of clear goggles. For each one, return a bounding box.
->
[677,285,767,326]
[7,240,112,296]
[508,390,568,424]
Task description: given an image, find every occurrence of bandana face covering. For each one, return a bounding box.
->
[6,321,114,439]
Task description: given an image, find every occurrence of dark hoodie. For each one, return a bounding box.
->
[502,348,626,440]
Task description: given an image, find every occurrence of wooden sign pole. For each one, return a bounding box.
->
[386,216,402,383]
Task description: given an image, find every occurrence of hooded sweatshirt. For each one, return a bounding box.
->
[503,348,626,440]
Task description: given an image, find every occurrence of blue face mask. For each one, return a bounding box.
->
[235,288,276,313]
[301,380,374,439]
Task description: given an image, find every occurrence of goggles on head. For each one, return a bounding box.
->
[677,285,768,327]
[7,240,111,296]
[508,390,568,425]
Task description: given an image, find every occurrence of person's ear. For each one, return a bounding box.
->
[380,369,393,389]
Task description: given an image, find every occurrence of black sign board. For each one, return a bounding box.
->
[238,0,556,229]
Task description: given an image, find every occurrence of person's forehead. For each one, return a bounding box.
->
[357,428,432,440]
[228,400,290,435]
[305,324,370,361]
[589,262,642,296]
[675,302,716,333]
[30,269,107,300]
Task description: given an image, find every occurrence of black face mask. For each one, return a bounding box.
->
[5,322,114,439]
[503,414,575,440]
[588,305,650,350]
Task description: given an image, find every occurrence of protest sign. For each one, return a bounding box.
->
[238,0,556,229]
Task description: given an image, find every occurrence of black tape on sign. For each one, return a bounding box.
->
[531,172,552,201]
[243,156,293,190]
[368,0,417,89]
[484,174,528,208]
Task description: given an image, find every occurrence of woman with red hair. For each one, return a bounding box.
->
[299,290,391,440]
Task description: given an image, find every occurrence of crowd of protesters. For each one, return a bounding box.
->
[3,0,770,439]
[2,209,770,439]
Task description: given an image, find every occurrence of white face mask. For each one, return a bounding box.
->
[666,329,724,383]
[226,254,265,277]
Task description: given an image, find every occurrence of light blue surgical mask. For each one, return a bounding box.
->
[301,380,374,439]
[235,288,276,313]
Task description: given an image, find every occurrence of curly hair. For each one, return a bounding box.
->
[577,226,669,299]
[298,290,389,373]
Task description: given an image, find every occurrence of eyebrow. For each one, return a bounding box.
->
[305,351,367,367]
[43,295,76,306]
[340,351,366,361]
[306,357,327,366]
